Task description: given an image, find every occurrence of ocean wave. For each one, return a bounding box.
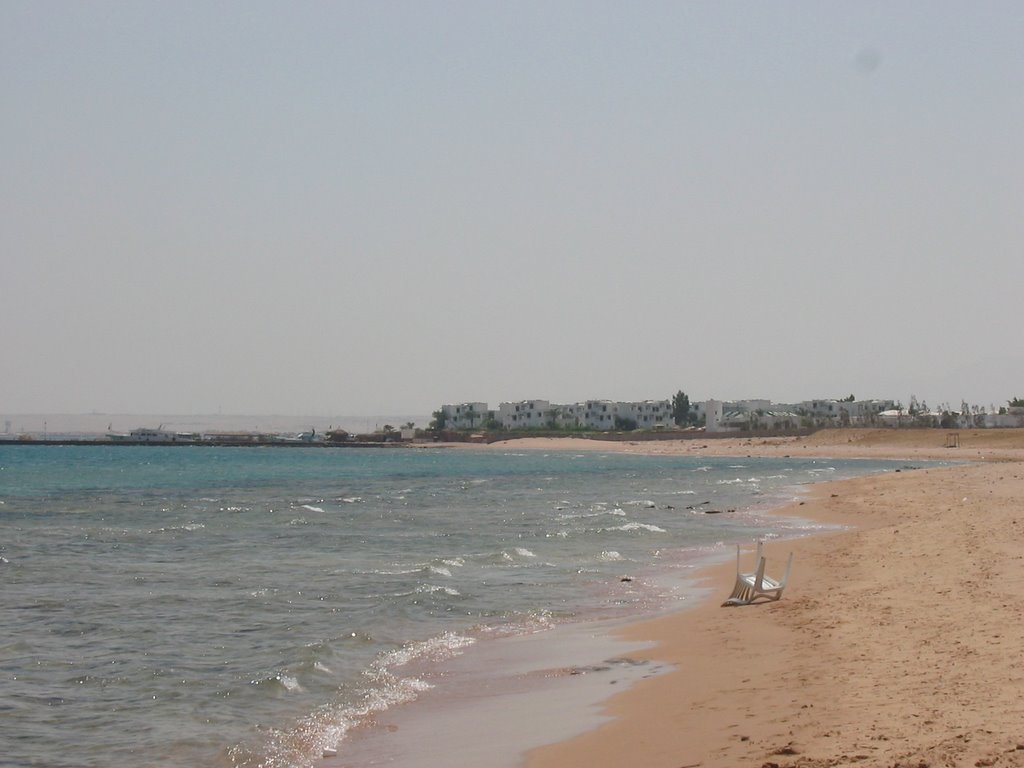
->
[151,522,205,534]
[362,566,420,576]
[415,584,460,596]
[513,547,536,558]
[249,672,302,693]
[557,507,624,521]
[237,672,434,768]
[600,550,623,561]
[300,504,325,513]
[426,565,452,577]
[624,499,657,508]
[603,522,667,533]
[375,630,474,669]
[340,497,362,503]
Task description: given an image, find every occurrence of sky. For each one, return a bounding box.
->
[3,1,1023,418]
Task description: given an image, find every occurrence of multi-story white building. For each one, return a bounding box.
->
[579,400,617,429]
[614,400,673,429]
[497,400,552,429]
[441,402,489,431]
[492,399,672,430]
[799,399,895,426]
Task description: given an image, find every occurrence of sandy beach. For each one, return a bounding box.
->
[493,429,1024,768]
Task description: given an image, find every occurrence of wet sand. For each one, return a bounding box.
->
[514,429,1024,768]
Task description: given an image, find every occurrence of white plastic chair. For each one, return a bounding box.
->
[722,541,793,606]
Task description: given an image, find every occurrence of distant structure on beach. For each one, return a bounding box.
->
[106,426,322,444]
[439,399,673,432]
[437,396,1024,433]
[702,398,895,432]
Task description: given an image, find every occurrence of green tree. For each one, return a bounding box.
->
[614,415,638,431]
[544,409,559,429]
[1009,397,1024,408]
[671,390,692,426]
[429,409,447,431]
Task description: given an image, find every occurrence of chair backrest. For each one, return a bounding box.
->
[752,554,767,589]
[777,552,794,588]
[736,540,765,575]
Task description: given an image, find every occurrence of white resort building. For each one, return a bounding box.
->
[440,398,673,432]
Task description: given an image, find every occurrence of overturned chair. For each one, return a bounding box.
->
[722,540,793,606]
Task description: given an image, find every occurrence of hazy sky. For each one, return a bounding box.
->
[3,1,1022,417]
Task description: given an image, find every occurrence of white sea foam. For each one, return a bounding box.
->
[513,547,536,558]
[606,522,667,533]
[415,584,460,596]
[427,565,452,577]
[341,497,363,503]
[600,550,623,561]
[376,631,475,669]
[278,674,301,692]
[152,523,205,533]
[301,504,325,513]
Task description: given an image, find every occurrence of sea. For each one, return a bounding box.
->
[0,444,917,768]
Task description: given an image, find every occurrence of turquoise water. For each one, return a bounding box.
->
[0,445,910,767]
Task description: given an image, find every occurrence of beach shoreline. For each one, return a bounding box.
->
[480,427,1024,463]
[319,429,1024,768]
[518,430,1024,768]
